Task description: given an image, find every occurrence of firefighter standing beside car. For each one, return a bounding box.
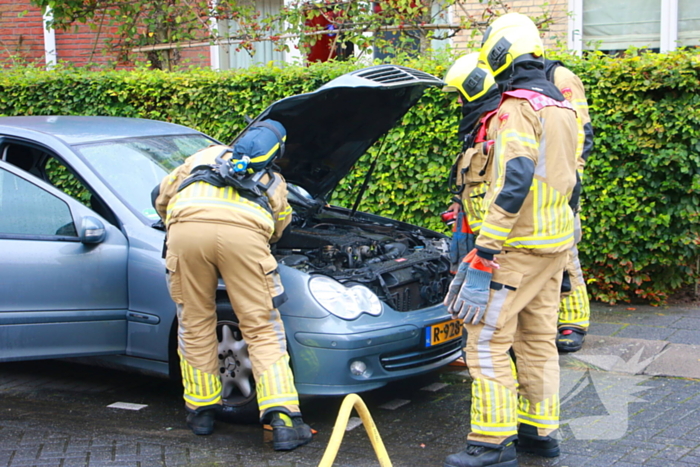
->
[153,120,312,451]
[443,13,579,467]
[545,58,594,353]
[443,54,594,354]
[441,52,501,274]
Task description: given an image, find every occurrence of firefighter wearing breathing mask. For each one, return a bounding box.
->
[443,13,579,467]
[153,120,312,451]
[442,52,501,273]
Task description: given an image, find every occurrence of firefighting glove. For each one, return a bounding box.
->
[444,249,477,310]
[449,256,492,325]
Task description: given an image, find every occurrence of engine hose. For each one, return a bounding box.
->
[317,393,393,467]
[383,242,407,260]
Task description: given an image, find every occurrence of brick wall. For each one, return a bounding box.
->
[0,1,46,65]
[452,0,570,53]
[0,0,211,69]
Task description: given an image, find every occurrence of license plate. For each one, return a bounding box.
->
[425,319,463,347]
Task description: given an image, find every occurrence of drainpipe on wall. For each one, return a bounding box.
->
[43,7,57,69]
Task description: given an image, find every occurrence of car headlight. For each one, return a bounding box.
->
[308,276,382,320]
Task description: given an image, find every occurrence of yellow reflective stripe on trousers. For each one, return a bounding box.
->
[470,378,518,436]
[256,355,299,412]
[179,350,222,407]
[509,357,519,390]
[517,394,560,428]
[559,284,590,328]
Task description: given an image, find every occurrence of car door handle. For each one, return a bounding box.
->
[126,311,160,325]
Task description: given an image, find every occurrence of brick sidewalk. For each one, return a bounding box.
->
[1,303,699,466]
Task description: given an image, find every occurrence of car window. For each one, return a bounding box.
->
[76,135,213,222]
[0,167,77,237]
[45,158,92,205]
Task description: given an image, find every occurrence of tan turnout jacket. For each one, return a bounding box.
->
[154,145,292,243]
[475,92,578,258]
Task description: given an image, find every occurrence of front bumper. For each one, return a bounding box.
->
[285,310,462,396]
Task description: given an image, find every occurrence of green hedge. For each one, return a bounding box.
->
[558,51,700,304]
[0,51,698,304]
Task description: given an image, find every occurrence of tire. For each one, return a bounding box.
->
[215,315,259,424]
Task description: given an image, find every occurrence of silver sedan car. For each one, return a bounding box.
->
[0,65,462,420]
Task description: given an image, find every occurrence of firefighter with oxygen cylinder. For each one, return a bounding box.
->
[153,120,313,451]
[443,12,579,467]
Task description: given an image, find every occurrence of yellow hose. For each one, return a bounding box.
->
[318,393,393,467]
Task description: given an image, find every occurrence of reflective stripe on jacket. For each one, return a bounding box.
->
[454,141,492,234]
[476,91,578,257]
[155,145,292,242]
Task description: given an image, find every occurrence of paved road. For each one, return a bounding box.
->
[1,303,700,467]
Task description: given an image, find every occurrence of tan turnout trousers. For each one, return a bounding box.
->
[465,249,567,444]
[166,221,299,418]
[558,212,590,331]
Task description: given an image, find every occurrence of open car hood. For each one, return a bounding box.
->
[232,65,444,200]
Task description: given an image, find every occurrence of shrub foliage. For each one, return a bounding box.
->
[0,51,698,304]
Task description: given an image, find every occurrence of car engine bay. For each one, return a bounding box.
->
[275,190,451,312]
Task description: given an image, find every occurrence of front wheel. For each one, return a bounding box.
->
[216,318,259,424]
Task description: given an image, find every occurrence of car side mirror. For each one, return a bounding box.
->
[79,216,106,244]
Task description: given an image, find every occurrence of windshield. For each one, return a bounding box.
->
[76,134,214,222]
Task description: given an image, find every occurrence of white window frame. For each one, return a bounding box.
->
[42,7,57,69]
[660,0,679,52]
[569,0,680,53]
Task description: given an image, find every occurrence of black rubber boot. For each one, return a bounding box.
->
[516,423,560,458]
[444,436,518,467]
[269,412,313,451]
[186,406,216,435]
[556,327,586,353]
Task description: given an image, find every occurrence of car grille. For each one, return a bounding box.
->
[386,274,450,312]
[353,65,444,86]
[380,339,461,371]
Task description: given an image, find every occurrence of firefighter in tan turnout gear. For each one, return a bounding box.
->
[545,59,594,353]
[153,120,312,451]
[442,52,501,272]
[443,12,579,467]
[443,55,593,354]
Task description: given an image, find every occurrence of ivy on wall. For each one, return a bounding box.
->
[0,51,698,304]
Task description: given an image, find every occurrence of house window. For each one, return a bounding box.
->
[569,0,699,52]
[214,0,286,69]
[679,0,700,47]
[583,0,660,51]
